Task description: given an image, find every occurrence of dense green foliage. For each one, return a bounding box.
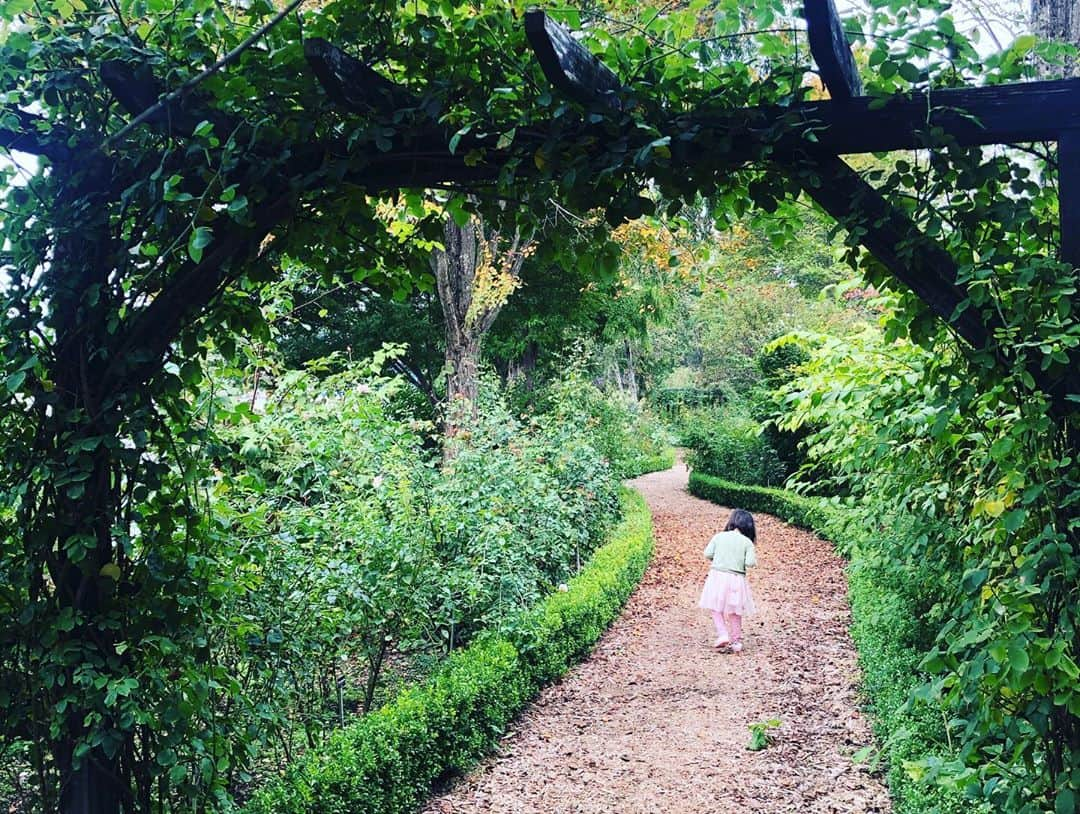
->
[531,369,674,480]
[682,411,786,486]
[242,490,653,814]
[0,332,666,809]
[776,329,1079,812]
[2,0,1079,809]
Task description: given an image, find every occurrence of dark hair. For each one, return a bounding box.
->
[724,508,756,542]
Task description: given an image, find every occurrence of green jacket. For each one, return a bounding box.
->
[703,530,757,574]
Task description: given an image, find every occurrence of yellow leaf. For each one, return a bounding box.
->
[533,150,546,170]
[985,500,1006,518]
[99,563,121,581]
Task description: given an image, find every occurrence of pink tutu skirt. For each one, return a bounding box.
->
[699,569,756,616]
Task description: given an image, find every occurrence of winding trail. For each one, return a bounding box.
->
[423,464,891,814]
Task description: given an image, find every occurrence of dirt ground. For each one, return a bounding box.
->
[422,463,891,814]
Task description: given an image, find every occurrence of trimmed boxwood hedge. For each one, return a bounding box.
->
[687,472,970,814]
[687,471,838,530]
[241,489,653,814]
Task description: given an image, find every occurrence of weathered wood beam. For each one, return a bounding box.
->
[788,151,1080,405]
[783,150,989,347]
[710,78,1080,158]
[0,108,75,163]
[805,0,862,99]
[525,9,624,110]
[303,38,424,116]
[100,60,234,138]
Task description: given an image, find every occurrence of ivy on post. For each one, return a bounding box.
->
[1060,130,1080,269]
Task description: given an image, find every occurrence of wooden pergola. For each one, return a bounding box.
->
[93,0,1080,408]
[526,0,1080,408]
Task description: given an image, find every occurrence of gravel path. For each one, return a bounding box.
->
[422,463,891,814]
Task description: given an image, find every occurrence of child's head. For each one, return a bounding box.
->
[724,508,756,542]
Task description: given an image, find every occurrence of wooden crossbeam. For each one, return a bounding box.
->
[783,150,988,346]
[100,60,234,138]
[805,0,862,99]
[701,79,1080,159]
[304,38,424,116]
[525,9,624,110]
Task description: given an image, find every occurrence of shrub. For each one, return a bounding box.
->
[687,472,835,530]
[681,413,787,487]
[242,490,653,814]
[620,448,676,478]
[537,370,674,479]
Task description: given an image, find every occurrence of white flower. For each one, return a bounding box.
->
[372,474,384,488]
[557,583,569,592]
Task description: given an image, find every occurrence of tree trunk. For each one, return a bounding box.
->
[430,217,529,448]
[443,335,482,436]
[1032,0,1080,74]
[624,340,639,402]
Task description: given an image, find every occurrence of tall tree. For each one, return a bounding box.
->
[431,217,530,439]
[1032,0,1080,73]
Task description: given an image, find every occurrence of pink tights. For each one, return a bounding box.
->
[711,610,743,644]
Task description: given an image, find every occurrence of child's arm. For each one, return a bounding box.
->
[703,537,715,559]
[745,541,757,569]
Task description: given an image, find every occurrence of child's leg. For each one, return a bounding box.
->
[724,612,743,644]
[711,611,730,644]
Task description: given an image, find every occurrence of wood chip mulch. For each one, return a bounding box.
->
[421,463,891,814]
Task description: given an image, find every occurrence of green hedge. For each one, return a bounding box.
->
[242,489,653,814]
[687,473,968,814]
[621,448,676,478]
[687,471,838,531]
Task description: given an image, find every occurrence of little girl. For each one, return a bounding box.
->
[699,508,757,653]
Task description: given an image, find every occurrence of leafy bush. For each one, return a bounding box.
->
[242,490,653,814]
[681,410,786,486]
[192,355,629,795]
[536,369,674,479]
[777,328,1079,812]
[620,449,676,478]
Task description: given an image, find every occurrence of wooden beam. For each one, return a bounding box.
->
[524,9,624,110]
[304,38,423,116]
[0,108,74,163]
[783,150,989,348]
[787,151,1080,406]
[100,60,234,138]
[696,78,1080,158]
[805,0,862,100]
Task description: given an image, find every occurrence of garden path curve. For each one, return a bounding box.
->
[422,463,891,814]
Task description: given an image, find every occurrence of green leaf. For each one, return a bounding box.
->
[5,370,26,392]
[1011,34,1037,55]
[1008,644,1030,673]
[187,227,213,263]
